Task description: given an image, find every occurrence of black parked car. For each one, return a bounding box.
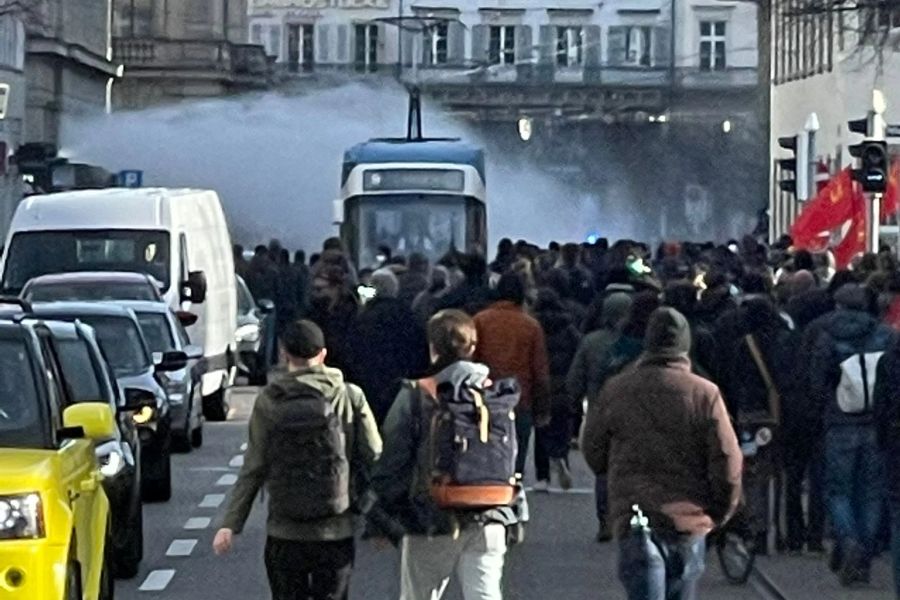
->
[47,320,146,578]
[30,302,187,502]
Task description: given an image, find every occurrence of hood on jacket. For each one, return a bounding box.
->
[433,360,490,398]
[534,289,575,332]
[823,308,881,342]
[602,292,633,328]
[644,307,692,358]
[267,365,347,402]
[834,283,870,312]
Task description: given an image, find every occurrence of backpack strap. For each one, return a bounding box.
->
[411,378,437,446]
[744,334,782,426]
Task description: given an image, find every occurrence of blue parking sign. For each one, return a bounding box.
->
[118,170,143,188]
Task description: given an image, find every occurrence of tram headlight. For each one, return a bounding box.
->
[517,116,533,142]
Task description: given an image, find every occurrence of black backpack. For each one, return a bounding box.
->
[265,389,350,521]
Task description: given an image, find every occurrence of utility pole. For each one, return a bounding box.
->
[804,113,819,201]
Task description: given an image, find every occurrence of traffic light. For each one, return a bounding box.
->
[849,140,889,192]
[777,135,809,199]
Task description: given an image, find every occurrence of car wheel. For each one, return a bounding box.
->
[143,442,172,503]
[191,422,204,448]
[171,412,193,454]
[113,494,143,579]
[202,387,228,422]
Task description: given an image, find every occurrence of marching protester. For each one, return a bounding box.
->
[213,320,382,600]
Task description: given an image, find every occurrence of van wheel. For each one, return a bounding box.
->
[203,388,228,422]
[191,423,204,448]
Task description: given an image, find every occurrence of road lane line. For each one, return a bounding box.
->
[199,493,226,508]
[227,406,237,419]
[240,442,248,451]
[216,473,238,486]
[139,569,176,591]
[166,539,198,557]
[184,517,211,530]
[229,455,244,468]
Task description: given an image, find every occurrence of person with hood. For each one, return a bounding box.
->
[369,309,515,600]
[348,269,429,425]
[809,283,896,586]
[581,307,743,600]
[532,288,582,491]
[213,320,382,600]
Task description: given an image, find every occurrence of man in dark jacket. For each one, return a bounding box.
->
[809,283,895,585]
[581,307,743,600]
[213,320,382,600]
[875,336,900,599]
[307,266,359,374]
[435,253,493,316]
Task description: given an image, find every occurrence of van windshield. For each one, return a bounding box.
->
[1,230,170,294]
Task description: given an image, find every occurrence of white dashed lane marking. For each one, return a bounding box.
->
[216,473,238,486]
[166,539,198,557]
[229,455,244,468]
[139,569,176,592]
[184,517,211,530]
[240,442,248,452]
[199,493,226,508]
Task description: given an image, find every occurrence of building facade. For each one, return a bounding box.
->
[0,12,26,234]
[769,2,900,241]
[111,0,270,109]
[249,0,765,243]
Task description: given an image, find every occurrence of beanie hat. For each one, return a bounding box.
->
[644,307,692,358]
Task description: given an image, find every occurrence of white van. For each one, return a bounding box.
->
[0,188,237,419]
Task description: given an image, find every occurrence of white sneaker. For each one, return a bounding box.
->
[533,480,550,493]
[552,459,573,491]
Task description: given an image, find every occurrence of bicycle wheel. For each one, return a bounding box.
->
[716,531,756,584]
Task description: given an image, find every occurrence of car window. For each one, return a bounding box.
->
[26,281,160,302]
[0,339,46,448]
[175,319,191,348]
[136,312,176,353]
[78,316,152,376]
[55,340,104,404]
[236,278,254,314]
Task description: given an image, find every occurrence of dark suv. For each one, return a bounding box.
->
[30,302,186,502]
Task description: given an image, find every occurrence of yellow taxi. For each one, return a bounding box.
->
[0,312,115,599]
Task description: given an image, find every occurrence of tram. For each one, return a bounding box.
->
[336,89,487,268]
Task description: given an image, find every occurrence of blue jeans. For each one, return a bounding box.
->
[618,533,705,600]
[825,426,886,567]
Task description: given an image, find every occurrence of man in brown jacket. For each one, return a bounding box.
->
[474,272,551,481]
[581,307,742,600]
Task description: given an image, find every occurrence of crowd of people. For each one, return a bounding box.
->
[222,233,900,600]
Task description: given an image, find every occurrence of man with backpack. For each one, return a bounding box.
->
[809,283,896,586]
[369,309,519,600]
[213,320,382,600]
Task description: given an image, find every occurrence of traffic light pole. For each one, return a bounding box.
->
[869,192,883,253]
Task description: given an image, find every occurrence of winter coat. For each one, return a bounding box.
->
[307,294,359,374]
[221,366,382,541]
[398,271,430,308]
[435,282,494,316]
[348,297,429,424]
[534,302,582,411]
[581,354,742,539]
[474,301,551,418]
[886,296,900,331]
[875,337,900,503]
[809,308,896,429]
[567,293,633,402]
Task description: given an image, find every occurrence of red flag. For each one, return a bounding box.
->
[834,192,868,268]
[791,168,856,247]
[882,159,899,219]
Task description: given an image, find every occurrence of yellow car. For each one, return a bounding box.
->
[0,313,116,599]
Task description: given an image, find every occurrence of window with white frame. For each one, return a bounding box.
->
[429,23,449,65]
[488,25,516,65]
[287,24,315,71]
[699,20,727,71]
[556,26,584,67]
[355,24,379,71]
[624,26,652,66]
[250,24,263,45]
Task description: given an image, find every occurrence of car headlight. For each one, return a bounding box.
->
[235,324,260,344]
[0,493,44,540]
[132,405,156,425]
[96,441,126,478]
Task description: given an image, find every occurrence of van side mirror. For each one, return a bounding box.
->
[154,350,189,373]
[257,299,275,314]
[176,310,199,327]
[123,387,157,411]
[181,271,207,304]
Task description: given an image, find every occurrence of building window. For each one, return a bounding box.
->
[556,26,584,67]
[488,25,516,65]
[429,23,448,65]
[877,3,900,28]
[699,20,726,71]
[355,24,378,72]
[251,24,263,45]
[624,26,652,66]
[287,24,315,72]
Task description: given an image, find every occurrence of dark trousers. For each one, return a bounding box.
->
[534,400,573,481]
[784,435,826,549]
[264,537,354,600]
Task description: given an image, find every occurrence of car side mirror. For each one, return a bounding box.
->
[154,350,189,373]
[257,298,275,314]
[63,403,116,441]
[175,310,199,327]
[123,387,157,411]
[185,345,204,360]
[181,270,207,304]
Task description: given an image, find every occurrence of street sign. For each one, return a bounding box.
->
[0,84,10,120]
[886,124,900,138]
[118,169,143,188]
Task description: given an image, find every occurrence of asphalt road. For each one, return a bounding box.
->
[115,387,892,600]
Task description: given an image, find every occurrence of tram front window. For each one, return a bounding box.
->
[356,196,467,268]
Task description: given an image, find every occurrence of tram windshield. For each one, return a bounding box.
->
[355,195,467,268]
